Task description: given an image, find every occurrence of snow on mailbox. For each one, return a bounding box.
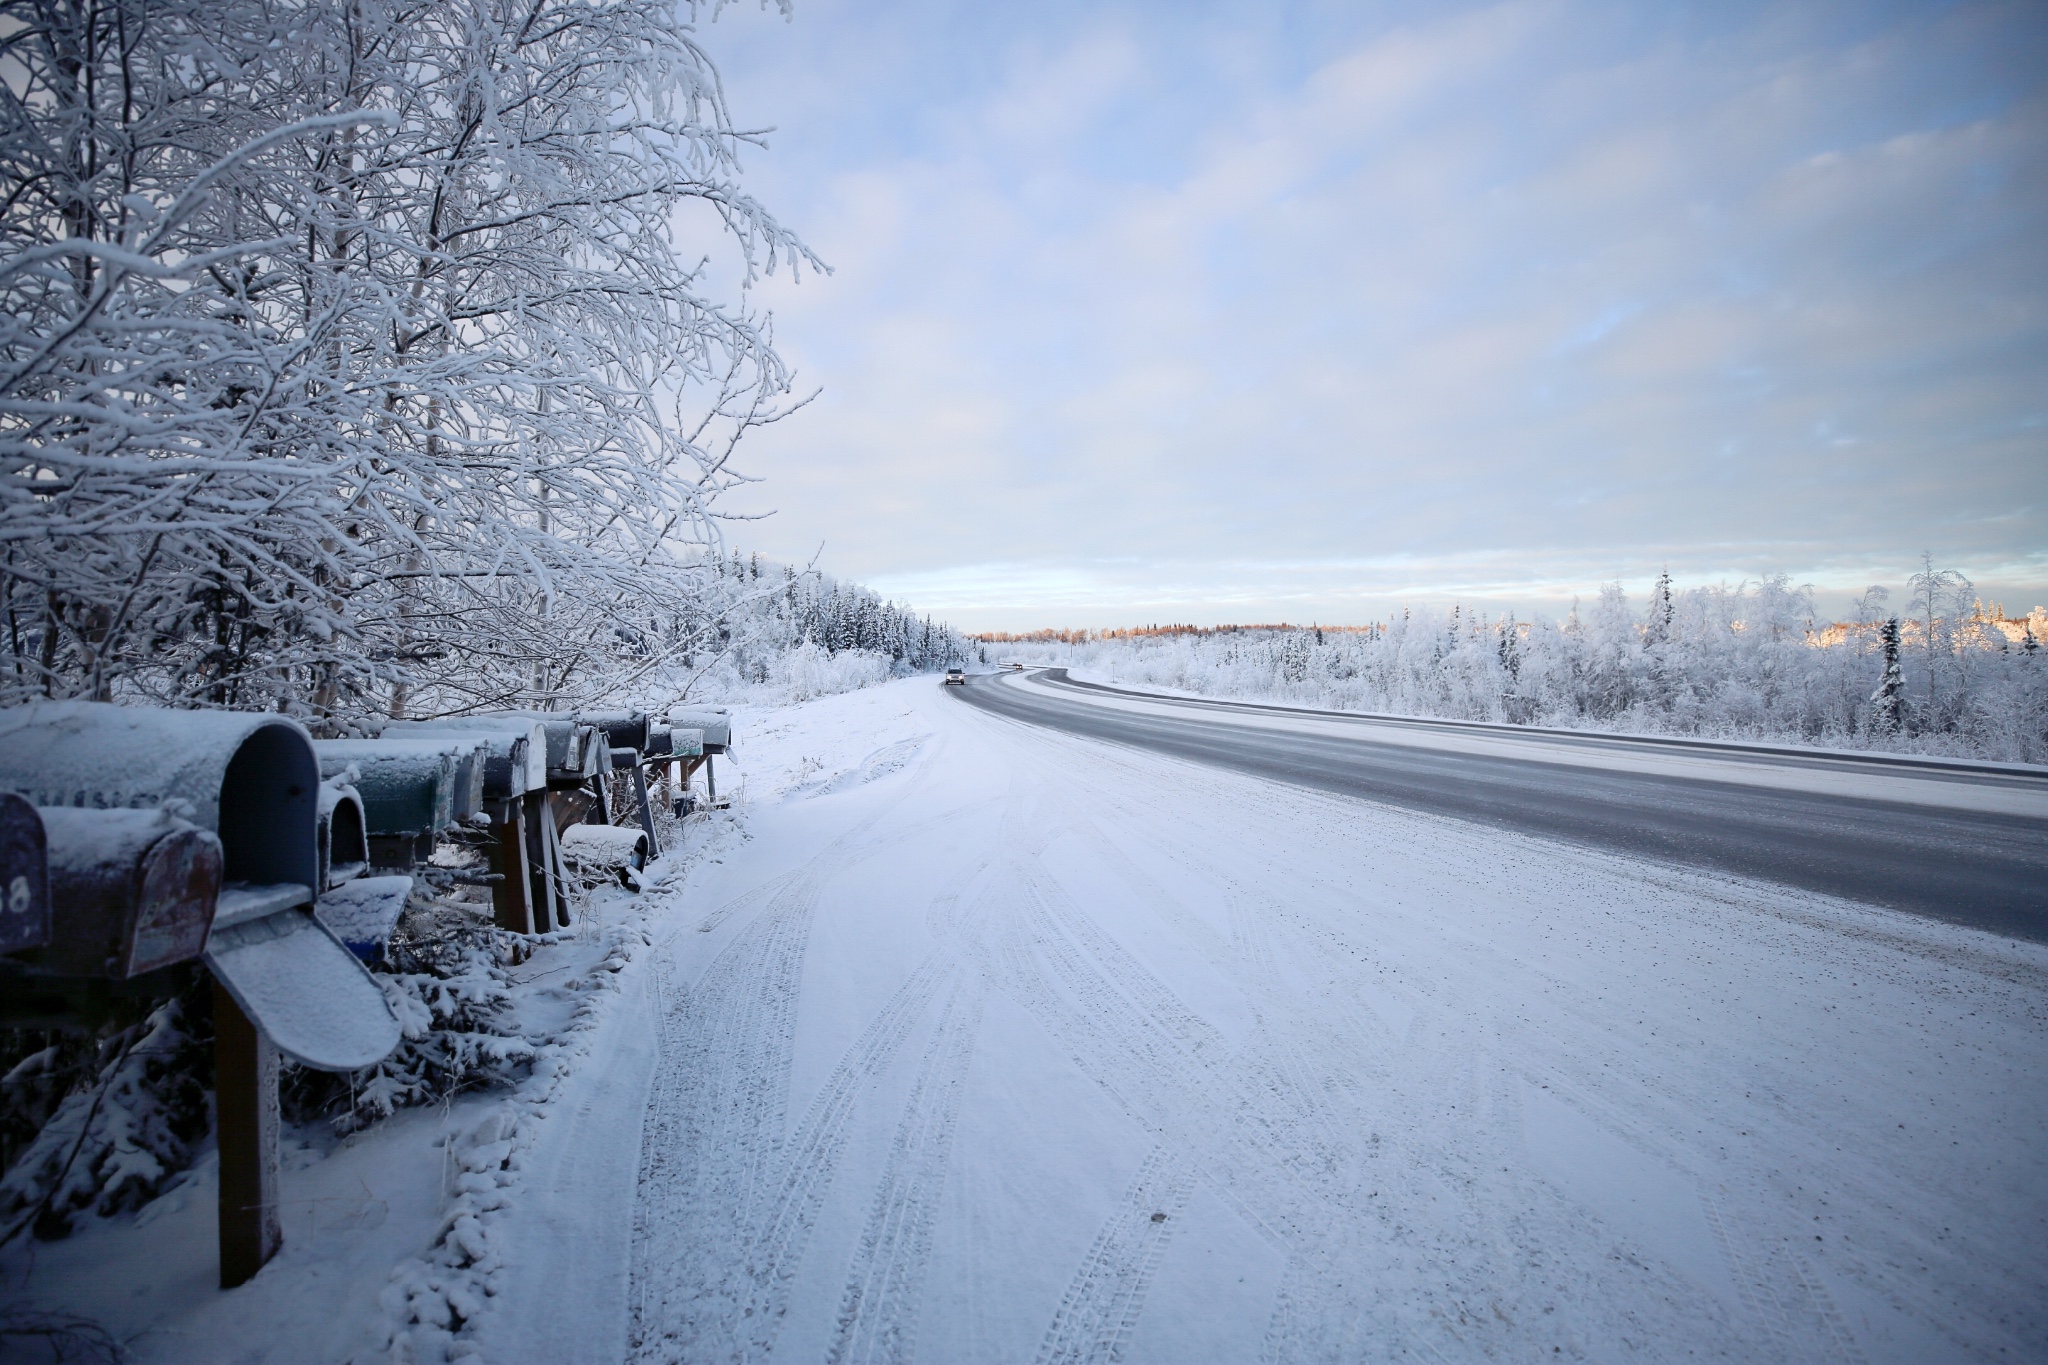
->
[579,709,649,754]
[25,808,221,979]
[0,791,50,956]
[379,718,547,800]
[316,737,470,868]
[319,777,369,891]
[668,708,731,753]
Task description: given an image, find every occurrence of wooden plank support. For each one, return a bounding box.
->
[213,976,281,1289]
[631,763,662,858]
[490,798,537,934]
[522,791,568,931]
[543,805,572,928]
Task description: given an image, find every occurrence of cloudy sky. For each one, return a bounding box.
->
[702,0,2046,632]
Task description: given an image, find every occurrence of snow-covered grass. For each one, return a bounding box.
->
[6,676,2044,1363]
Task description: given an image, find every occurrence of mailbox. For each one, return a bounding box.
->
[319,778,369,891]
[0,702,319,893]
[377,720,552,935]
[378,720,547,799]
[642,723,673,758]
[0,792,50,956]
[578,709,649,754]
[667,708,731,753]
[569,722,607,783]
[319,741,453,835]
[469,713,600,787]
[5,808,220,979]
[666,727,704,759]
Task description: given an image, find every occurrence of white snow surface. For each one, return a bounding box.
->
[5,676,2044,1363]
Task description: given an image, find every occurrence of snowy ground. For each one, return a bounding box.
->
[7,674,2046,1363]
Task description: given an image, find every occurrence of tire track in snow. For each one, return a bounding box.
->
[827,977,987,1365]
[1032,1146,1198,1365]
[734,841,1011,1359]
[737,954,959,1360]
[630,860,820,1363]
[950,752,1682,1363]
[631,749,946,1364]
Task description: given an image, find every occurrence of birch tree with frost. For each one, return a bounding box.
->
[3,0,821,719]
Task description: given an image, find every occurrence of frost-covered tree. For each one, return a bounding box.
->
[2,0,824,720]
[1010,565,2048,762]
[1871,617,1905,735]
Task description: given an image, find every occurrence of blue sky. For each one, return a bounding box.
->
[703,0,2047,631]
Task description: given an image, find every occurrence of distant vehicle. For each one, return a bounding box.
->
[944,667,966,685]
[1010,662,1025,671]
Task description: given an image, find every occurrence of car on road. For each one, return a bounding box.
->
[944,667,965,685]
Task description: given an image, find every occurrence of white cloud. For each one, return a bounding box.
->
[710,0,2048,627]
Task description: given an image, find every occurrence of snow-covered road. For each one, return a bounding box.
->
[570,675,2048,1365]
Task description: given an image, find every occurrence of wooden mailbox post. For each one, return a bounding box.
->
[379,720,550,935]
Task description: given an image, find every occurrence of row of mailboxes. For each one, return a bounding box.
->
[0,702,403,1289]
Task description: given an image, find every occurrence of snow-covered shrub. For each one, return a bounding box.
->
[0,990,212,1239]
[776,640,893,703]
[284,897,534,1135]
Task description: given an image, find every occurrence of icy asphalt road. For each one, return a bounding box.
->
[954,668,2048,942]
[584,677,2048,1365]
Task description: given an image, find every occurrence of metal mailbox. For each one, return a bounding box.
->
[571,722,607,783]
[666,727,704,759]
[9,808,220,979]
[321,734,491,832]
[319,777,369,891]
[667,708,731,753]
[375,720,552,935]
[642,723,673,757]
[469,713,603,787]
[0,791,50,956]
[379,719,547,799]
[319,741,453,835]
[578,709,649,754]
[316,874,413,961]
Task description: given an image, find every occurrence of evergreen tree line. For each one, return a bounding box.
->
[1041,564,2048,763]
[646,551,971,706]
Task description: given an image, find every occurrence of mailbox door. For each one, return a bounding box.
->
[122,828,224,977]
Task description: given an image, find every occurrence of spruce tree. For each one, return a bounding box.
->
[1871,617,1906,734]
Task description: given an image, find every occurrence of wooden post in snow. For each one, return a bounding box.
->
[213,977,281,1288]
[491,798,536,934]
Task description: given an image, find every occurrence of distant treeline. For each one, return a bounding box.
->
[987,565,2048,762]
[975,623,1375,642]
